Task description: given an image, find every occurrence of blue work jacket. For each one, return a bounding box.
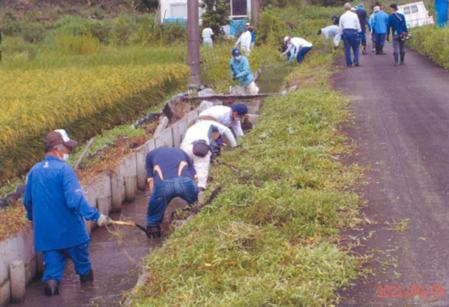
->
[24,156,100,252]
[230,56,254,86]
[373,11,389,34]
[388,13,408,35]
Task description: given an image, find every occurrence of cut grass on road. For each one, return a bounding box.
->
[128,53,366,306]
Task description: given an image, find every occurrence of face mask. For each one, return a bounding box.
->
[57,147,69,162]
[235,56,241,60]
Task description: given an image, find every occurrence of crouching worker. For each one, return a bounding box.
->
[230,48,259,95]
[181,120,239,191]
[24,130,111,297]
[145,147,199,238]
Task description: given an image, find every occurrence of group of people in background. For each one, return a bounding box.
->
[338,2,409,67]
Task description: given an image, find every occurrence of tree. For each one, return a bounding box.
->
[200,0,230,37]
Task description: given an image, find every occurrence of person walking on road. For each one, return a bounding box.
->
[230,48,259,94]
[202,25,214,48]
[317,25,341,50]
[373,5,389,55]
[281,36,313,63]
[24,130,111,297]
[246,23,256,50]
[388,3,408,66]
[339,2,362,67]
[181,120,239,191]
[355,2,369,55]
[145,147,199,238]
[234,28,252,56]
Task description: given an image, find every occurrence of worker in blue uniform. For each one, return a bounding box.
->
[230,48,259,94]
[24,129,111,297]
[145,147,199,238]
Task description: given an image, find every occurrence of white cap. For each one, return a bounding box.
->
[284,36,290,43]
[374,6,380,12]
[55,129,78,147]
[246,22,250,26]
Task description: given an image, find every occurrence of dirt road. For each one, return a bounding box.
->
[333,42,449,307]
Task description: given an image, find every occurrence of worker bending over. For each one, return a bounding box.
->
[281,36,313,63]
[230,48,259,95]
[181,120,238,191]
[200,103,248,138]
[145,147,199,238]
[24,130,111,297]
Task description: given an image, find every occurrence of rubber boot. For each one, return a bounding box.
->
[393,54,399,66]
[400,53,405,65]
[362,45,368,54]
[375,46,380,54]
[380,47,386,55]
[146,225,161,239]
[80,270,94,283]
[44,279,60,296]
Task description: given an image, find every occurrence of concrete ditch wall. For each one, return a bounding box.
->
[0,100,259,306]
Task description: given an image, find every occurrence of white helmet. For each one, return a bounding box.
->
[284,36,290,44]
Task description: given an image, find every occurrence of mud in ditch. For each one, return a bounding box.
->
[11,192,189,307]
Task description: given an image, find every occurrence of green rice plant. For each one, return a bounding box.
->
[55,32,101,56]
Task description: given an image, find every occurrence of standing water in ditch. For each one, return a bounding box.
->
[9,64,295,307]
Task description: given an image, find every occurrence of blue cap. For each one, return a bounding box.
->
[232,48,241,56]
[231,103,248,115]
[332,15,337,19]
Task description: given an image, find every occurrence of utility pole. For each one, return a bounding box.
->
[251,0,259,27]
[187,0,201,84]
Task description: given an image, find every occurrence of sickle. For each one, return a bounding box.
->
[108,220,153,239]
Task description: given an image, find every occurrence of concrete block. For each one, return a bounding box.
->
[247,114,260,124]
[247,100,261,115]
[136,147,147,191]
[9,260,25,303]
[97,197,111,216]
[0,280,11,307]
[186,110,198,125]
[125,176,137,202]
[96,174,112,199]
[25,256,36,285]
[124,153,137,177]
[36,252,44,274]
[82,187,97,232]
[154,126,174,147]
[171,119,188,147]
[111,163,125,212]
[154,138,166,148]
[198,191,205,204]
[198,100,214,113]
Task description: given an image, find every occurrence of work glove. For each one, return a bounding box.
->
[97,214,112,227]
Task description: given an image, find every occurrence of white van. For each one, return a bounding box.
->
[397,1,434,28]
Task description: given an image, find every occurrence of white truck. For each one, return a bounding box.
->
[397,1,434,28]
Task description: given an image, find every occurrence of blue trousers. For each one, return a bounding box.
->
[359,30,367,46]
[42,241,91,282]
[375,33,386,48]
[343,29,360,66]
[147,177,199,227]
[296,46,313,63]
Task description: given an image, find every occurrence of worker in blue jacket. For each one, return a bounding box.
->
[388,3,408,66]
[230,48,259,94]
[145,147,199,238]
[373,5,389,54]
[24,130,111,297]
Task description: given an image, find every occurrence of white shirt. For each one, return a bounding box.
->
[283,37,312,56]
[339,11,362,32]
[202,28,213,39]
[181,120,238,147]
[321,25,340,38]
[200,105,244,137]
[235,31,252,52]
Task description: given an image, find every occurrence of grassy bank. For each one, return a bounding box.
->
[408,25,449,70]
[129,30,364,306]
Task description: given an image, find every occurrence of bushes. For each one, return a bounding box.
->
[408,26,449,70]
